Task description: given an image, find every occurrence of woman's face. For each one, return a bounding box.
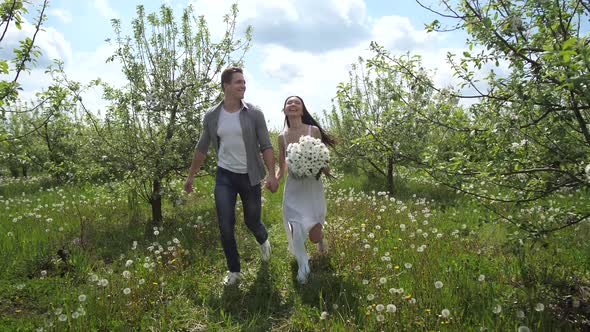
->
[284,97,303,117]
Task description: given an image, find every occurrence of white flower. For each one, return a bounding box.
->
[441,308,450,318]
[122,271,131,279]
[379,277,387,284]
[125,259,133,267]
[535,303,544,312]
[478,274,485,282]
[517,326,531,332]
[493,304,502,314]
[386,304,397,313]
[516,310,525,318]
[435,281,443,289]
[320,311,329,320]
[286,136,330,179]
[59,314,67,321]
[367,294,375,301]
[78,294,87,302]
[376,304,385,312]
[376,314,385,322]
[123,288,131,295]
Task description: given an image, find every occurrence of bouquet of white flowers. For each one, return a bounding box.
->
[286,135,330,179]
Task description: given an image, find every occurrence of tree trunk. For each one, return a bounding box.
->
[150,179,163,227]
[387,156,394,194]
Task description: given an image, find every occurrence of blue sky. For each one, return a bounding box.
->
[13,0,471,129]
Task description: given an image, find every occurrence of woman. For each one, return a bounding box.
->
[276,95,336,283]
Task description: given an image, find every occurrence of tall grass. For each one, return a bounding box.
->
[0,174,588,331]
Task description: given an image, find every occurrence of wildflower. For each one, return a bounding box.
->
[387,304,397,313]
[320,311,329,320]
[399,224,406,230]
[435,281,443,289]
[441,309,450,318]
[405,263,412,269]
[516,310,525,318]
[153,230,160,236]
[54,308,63,315]
[98,278,109,287]
[138,279,145,285]
[376,314,384,322]
[58,314,67,322]
[123,288,131,295]
[478,274,485,282]
[122,271,131,279]
[71,312,79,319]
[362,279,369,285]
[379,277,387,284]
[389,288,396,294]
[332,304,339,310]
[367,294,375,301]
[376,304,385,312]
[535,303,544,312]
[517,327,531,332]
[493,304,502,314]
[125,260,133,267]
[78,294,86,302]
[40,270,47,277]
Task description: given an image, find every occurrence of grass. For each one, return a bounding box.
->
[0,173,589,331]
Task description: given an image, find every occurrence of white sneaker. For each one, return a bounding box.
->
[260,239,271,262]
[222,272,241,285]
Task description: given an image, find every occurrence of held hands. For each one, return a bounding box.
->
[265,175,279,193]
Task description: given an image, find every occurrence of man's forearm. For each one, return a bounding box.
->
[188,150,206,177]
[262,148,276,178]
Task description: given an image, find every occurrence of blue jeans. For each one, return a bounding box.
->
[214,167,268,272]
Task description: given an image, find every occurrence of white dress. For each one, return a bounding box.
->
[282,125,327,281]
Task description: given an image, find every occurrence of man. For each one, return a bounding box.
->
[184,67,279,285]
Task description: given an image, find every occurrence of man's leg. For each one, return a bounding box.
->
[238,176,268,245]
[214,168,240,272]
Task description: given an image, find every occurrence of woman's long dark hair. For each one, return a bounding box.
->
[283,96,336,147]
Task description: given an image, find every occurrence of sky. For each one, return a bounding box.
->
[6,0,472,130]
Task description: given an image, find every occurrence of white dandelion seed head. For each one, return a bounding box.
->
[387,304,397,313]
[320,311,329,320]
[58,314,67,322]
[493,304,502,314]
[367,294,375,301]
[405,263,412,269]
[376,304,385,312]
[441,309,450,318]
[435,281,444,289]
[78,294,86,302]
[517,326,531,332]
[516,310,525,318]
[376,314,385,322]
[123,287,131,295]
[478,274,486,282]
[379,277,387,284]
[535,303,544,312]
[125,259,133,267]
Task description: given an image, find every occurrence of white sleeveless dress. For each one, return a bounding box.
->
[282,125,327,281]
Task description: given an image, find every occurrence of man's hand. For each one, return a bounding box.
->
[265,175,279,193]
[184,176,194,194]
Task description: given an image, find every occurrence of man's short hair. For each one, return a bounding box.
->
[221,67,243,91]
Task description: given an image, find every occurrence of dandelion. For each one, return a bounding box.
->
[478,274,485,282]
[320,311,329,320]
[78,294,86,302]
[153,230,160,236]
[71,312,79,319]
[376,314,385,322]
[54,308,63,315]
[399,224,406,230]
[417,246,424,253]
[368,233,375,239]
[379,277,387,284]
[376,304,385,312]
[435,281,444,289]
[40,270,47,277]
[493,304,502,314]
[7,231,13,237]
[122,271,131,279]
[389,288,396,294]
[517,326,531,332]
[332,304,339,310]
[58,314,67,322]
[405,263,412,269]
[516,310,525,318]
[138,279,145,285]
[98,278,109,287]
[387,304,397,313]
[123,288,131,295]
[441,308,450,318]
[362,279,369,285]
[89,274,98,282]
[15,283,25,290]
[125,259,133,267]
[535,303,544,312]
[367,294,375,301]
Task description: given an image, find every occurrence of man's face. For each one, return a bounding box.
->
[224,72,246,99]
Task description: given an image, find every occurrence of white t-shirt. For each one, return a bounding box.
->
[217,107,248,173]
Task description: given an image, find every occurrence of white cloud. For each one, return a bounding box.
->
[0,18,72,69]
[92,0,119,20]
[49,8,73,24]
